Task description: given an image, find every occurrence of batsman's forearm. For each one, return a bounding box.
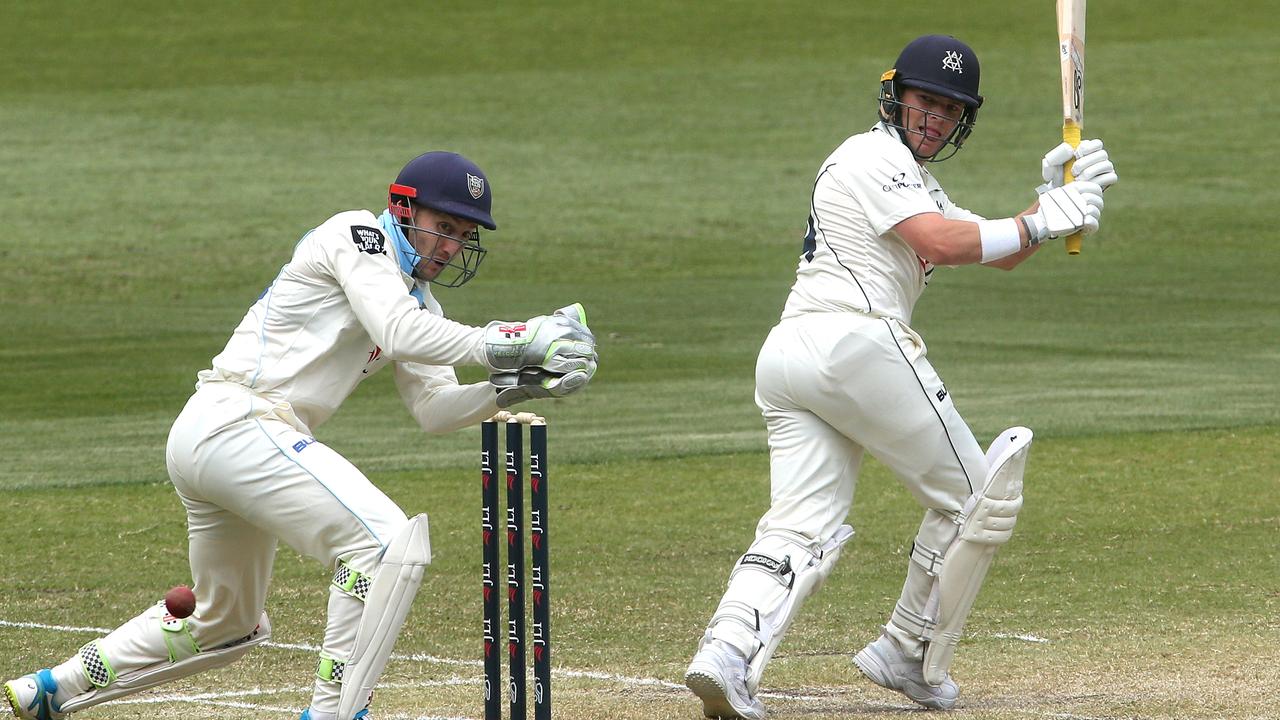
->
[983,242,1041,271]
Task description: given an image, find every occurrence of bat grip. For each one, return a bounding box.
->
[1062,122,1083,255]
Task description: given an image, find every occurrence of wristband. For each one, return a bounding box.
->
[977,218,1023,263]
[1018,215,1044,245]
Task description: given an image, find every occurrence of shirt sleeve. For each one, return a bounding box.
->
[838,140,941,236]
[393,361,500,435]
[941,199,986,222]
[308,215,489,368]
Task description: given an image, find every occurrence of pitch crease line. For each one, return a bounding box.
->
[3,617,1077,718]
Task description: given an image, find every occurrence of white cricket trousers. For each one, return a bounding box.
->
[712,311,989,658]
[50,381,408,715]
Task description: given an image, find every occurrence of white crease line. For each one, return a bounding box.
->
[0,619,680,692]
[111,681,481,719]
[4,617,1083,719]
[0,620,113,634]
[993,632,1051,643]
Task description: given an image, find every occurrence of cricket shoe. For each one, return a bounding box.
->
[4,670,68,720]
[853,631,959,710]
[684,639,766,720]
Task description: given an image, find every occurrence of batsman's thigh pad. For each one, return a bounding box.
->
[59,611,270,713]
[922,427,1031,686]
[709,525,854,695]
[336,513,432,720]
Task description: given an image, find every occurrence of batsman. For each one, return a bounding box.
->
[685,35,1118,716]
[4,151,598,720]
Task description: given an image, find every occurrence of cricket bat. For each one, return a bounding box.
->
[1058,0,1086,254]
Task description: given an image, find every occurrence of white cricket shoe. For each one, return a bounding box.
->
[853,632,959,710]
[684,640,766,720]
[4,670,68,720]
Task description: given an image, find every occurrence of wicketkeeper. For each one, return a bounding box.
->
[5,151,598,720]
[684,35,1118,716]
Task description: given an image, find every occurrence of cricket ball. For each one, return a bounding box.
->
[164,585,196,619]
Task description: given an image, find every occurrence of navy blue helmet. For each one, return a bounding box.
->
[878,35,983,162]
[388,152,495,287]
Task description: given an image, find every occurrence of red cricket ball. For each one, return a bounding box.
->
[164,585,196,619]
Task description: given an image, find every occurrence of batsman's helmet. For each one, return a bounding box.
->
[388,151,495,287]
[878,35,983,162]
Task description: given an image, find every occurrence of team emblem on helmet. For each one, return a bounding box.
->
[467,173,485,199]
[942,50,964,73]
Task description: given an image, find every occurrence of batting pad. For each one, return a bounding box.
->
[708,524,854,696]
[922,427,1031,686]
[59,612,271,713]
[336,513,432,720]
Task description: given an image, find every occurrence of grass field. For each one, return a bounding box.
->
[1,2,1277,719]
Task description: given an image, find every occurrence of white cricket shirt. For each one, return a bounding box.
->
[197,209,494,434]
[782,122,983,325]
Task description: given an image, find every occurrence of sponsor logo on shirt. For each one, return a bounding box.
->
[882,171,923,193]
[350,225,385,255]
[292,437,316,453]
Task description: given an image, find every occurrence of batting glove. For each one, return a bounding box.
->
[1022,181,1105,243]
[1038,139,1118,193]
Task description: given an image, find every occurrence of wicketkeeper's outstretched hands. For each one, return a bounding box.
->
[484,302,598,407]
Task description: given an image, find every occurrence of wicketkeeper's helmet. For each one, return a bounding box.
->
[388,151,495,287]
[878,35,984,162]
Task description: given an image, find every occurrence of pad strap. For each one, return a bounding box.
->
[77,640,117,689]
[333,560,373,602]
[317,653,348,684]
[890,601,936,638]
[909,540,946,577]
[161,615,201,663]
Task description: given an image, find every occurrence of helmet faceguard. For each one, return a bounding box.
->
[877,35,983,163]
[387,151,497,288]
[388,186,487,288]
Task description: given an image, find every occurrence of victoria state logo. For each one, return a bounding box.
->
[942,50,964,73]
[467,173,485,199]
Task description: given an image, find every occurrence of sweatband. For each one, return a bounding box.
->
[977,218,1023,263]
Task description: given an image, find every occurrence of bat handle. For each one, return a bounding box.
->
[1062,121,1083,255]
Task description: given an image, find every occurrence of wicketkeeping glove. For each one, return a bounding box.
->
[1022,181,1104,243]
[1038,139,1119,193]
[491,362,598,408]
[483,302,597,375]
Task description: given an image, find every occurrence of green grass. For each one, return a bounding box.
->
[1,1,1277,718]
